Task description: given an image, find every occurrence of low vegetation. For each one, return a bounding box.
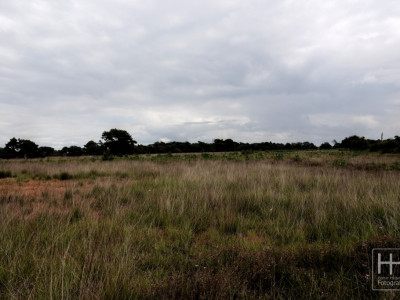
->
[1,128,399,159]
[0,150,399,298]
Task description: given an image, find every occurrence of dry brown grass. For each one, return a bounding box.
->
[0,151,399,298]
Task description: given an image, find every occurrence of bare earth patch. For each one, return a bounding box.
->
[0,178,93,219]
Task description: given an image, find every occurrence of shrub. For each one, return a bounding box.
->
[0,170,12,178]
[102,149,114,161]
[201,153,213,159]
[291,154,302,162]
[332,158,347,167]
[56,172,73,180]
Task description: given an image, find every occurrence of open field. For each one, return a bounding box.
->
[0,150,400,299]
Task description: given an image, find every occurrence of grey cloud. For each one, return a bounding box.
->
[0,0,399,148]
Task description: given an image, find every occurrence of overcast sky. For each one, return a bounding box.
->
[1,0,399,148]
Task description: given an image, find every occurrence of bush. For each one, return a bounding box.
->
[0,170,12,178]
[319,142,332,150]
[55,172,73,180]
[201,153,213,159]
[102,149,114,161]
[291,154,302,162]
[332,158,347,167]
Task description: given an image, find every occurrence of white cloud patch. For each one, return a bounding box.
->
[308,113,381,130]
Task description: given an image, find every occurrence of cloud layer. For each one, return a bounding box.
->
[1,0,400,148]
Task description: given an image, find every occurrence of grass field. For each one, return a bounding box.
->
[0,150,400,299]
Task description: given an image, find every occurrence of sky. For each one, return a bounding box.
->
[1,0,400,148]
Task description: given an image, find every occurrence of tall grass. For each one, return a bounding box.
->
[0,152,399,298]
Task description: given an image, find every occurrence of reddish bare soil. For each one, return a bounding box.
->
[0,178,92,220]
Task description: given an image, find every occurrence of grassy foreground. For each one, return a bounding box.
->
[0,151,399,299]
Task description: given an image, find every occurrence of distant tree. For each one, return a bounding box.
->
[332,139,340,149]
[319,142,332,150]
[212,139,238,152]
[59,147,69,156]
[370,138,400,153]
[152,141,167,153]
[339,135,369,151]
[290,142,317,150]
[284,143,293,150]
[197,141,208,152]
[302,142,317,150]
[223,139,238,151]
[3,138,18,158]
[84,140,101,155]
[3,138,40,158]
[101,129,136,156]
[213,139,224,152]
[58,146,84,156]
[19,139,39,158]
[134,144,150,154]
[67,146,84,156]
[38,146,56,157]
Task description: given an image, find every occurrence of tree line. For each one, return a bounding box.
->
[0,128,399,159]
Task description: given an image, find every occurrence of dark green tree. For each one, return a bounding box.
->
[101,129,136,156]
[319,142,332,150]
[84,140,101,155]
[38,146,56,157]
[370,138,400,153]
[58,146,84,156]
[340,135,369,151]
[3,138,18,158]
[67,146,84,156]
[213,139,238,152]
[3,138,40,158]
[59,147,69,156]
